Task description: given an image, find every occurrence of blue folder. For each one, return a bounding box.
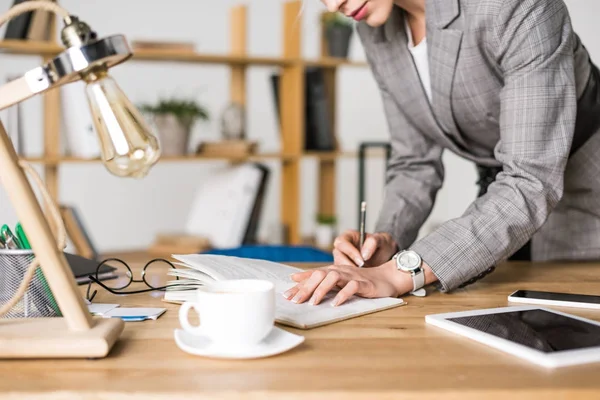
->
[201,245,333,263]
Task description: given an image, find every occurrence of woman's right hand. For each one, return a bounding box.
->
[332,230,398,268]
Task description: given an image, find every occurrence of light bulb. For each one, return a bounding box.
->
[83,67,160,178]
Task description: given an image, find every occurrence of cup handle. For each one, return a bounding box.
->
[179,302,203,335]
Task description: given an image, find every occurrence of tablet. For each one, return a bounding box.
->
[425,306,600,368]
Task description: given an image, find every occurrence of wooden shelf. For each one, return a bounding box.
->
[22,153,297,165]
[304,150,388,160]
[303,57,368,68]
[0,40,366,68]
[131,49,295,66]
[22,151,386,165]
[0,39,61,55]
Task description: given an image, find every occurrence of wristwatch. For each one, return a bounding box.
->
[392,250,427,297]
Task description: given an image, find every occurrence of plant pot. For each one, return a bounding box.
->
[153,114,192,156]
[325,25,353,58]
[315,223,335,249]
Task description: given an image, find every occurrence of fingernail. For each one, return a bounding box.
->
[309,296,317,305]
[355,257,364,267]
[362,251,370,260]
[331,297,339,307]
[283,289,293,299]
[292,293,302,303]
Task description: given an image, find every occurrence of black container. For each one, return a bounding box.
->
[325,25,353,58]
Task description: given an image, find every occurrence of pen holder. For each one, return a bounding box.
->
[0,249,61,318]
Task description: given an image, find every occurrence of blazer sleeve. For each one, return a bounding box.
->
[363,48,445,250]
[410,0,578,292]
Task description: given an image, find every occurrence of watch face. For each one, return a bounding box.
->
[398,251,421,272]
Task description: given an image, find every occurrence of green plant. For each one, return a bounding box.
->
[316,214,337,225]
[321,12,353,28]
[139,97,210,125]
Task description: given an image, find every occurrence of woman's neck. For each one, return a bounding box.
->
[394,0,425,19]
[394,0,426,45]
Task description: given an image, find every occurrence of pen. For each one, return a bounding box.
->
[1,224,22,250]
[15,222,62,316]
[359,201,366,266]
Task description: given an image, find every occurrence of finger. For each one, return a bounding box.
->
[308,270,344,306]
[290,270,315,282]
[360,235,380,261]
[331,279,363,307]
[332,248,356,266]
[334,230,360,247]
[282,284,300,300]
[290,269,328,304]
[335,240,364,267]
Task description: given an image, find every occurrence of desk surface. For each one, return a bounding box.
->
[1,255,600,399]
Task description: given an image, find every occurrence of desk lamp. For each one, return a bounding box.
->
[0,1,160,358]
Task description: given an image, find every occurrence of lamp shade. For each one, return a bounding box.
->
[83,69,160,178]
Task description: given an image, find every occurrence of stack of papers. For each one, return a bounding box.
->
[87,303,166,322]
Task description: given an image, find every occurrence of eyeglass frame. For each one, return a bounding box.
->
[86,257,180,303]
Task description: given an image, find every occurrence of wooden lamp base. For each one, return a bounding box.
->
[0,318,124,358]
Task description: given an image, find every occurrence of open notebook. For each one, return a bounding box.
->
[164,254,406,329]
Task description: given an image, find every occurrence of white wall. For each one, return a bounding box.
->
[0,0,597,253]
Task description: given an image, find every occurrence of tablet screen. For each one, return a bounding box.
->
[448,309,600,353]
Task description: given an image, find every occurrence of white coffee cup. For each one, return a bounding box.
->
[178,279,275,348]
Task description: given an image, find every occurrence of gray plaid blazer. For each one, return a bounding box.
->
[357,0,600,292]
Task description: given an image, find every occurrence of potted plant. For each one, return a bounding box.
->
[139,97,209,156]
[321,12,354,59]
[315,213,337,249]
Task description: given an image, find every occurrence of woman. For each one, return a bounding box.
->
[284,0,600,307]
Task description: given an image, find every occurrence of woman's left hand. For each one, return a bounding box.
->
[282,260,412,307]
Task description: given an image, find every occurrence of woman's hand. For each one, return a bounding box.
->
[333,230,399,268]
[282,260,411,307]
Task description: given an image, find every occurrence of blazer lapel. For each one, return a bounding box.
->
[377,3,468,153]
[427,0,465,145]
[378,7,443,144]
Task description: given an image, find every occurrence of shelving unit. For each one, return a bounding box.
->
[0,1,378,248]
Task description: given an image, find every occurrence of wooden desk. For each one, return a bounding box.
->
[1,256,600,399]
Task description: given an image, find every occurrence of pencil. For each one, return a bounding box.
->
[359,201,366,263]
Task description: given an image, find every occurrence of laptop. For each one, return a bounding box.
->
[64,252,118,285]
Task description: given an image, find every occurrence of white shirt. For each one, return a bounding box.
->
[405,19,432,104]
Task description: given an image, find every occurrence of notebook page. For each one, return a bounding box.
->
[172,254,303,283]
[275,291,405,329]
[168,268,216,284]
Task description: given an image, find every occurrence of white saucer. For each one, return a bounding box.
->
[174,326,305,360]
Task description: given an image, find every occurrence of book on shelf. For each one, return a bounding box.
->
[195,140,258,158]
[1,75,24,155]
[60,204,99,261]
[163,253,406,329]
[270,67,336,152]
[25,0,53,41]
[61,79,101,158]
[3,0,33,39]
[184,162,270,248]
[2,0,54,41]
[148,233,211,257]
[131,40,196,52]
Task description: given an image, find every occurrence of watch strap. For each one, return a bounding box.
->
[412,267,425,292]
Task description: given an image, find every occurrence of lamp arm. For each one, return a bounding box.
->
[0,0,71,28]
[0,2,83,319]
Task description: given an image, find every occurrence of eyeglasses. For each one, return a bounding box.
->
[85,257,180,303]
